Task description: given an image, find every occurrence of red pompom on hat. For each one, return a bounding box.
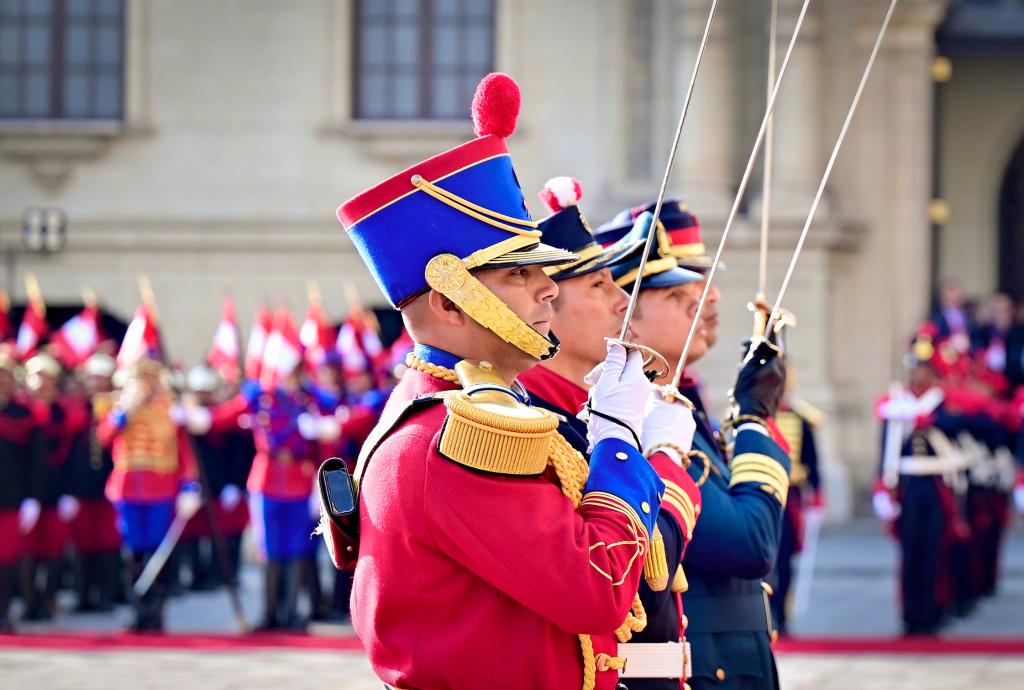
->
[538,176,583,214]
[472,72,521,139]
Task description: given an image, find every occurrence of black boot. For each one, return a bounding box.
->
[19,557,51,621]
[305,554,328,622]
[0,564,15,632]
[42,557,62,617]
[93,550,119,612]
[225,536,243,586]
[255,561,284,631]
[74,553,96,612]
[284,559,308,630]
[128,551,163,632]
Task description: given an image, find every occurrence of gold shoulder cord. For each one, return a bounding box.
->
[411,357,644,690]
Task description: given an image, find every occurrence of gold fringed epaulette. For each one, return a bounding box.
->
[438,360,560,476]
[643,524,669,591]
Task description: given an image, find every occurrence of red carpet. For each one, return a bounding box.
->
[0,631,364,652]
[0,633,1022,655]
[775,637,1024,655]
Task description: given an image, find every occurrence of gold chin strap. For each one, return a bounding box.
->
[425,253,558,361]
[411,174,557,360]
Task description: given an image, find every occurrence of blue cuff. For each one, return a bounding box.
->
[181,481,201,494]
[734,428,791,475]
[111,409,128,430]
[583,437,665,537]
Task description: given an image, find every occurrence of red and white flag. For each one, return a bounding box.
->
[259,308,303,391]
[117,304,162,369]
[15,295,49,360]
[51,303,102,367]
[207,297,241,383]
[336,311,384,379]
[300,299,335,374]
[387,327,415,373]
[244,305,273,381]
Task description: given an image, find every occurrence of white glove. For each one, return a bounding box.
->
[18,498,41,534]
[581,341,648,452]
[176,489,203,520]
[1013,485,1024,516]
[317,415,341,442]
[641,387,697,467]
[805,505,826,524]
[297,413,319,441]
[169,403,187,426]
[219,484,243,511]
[57,494,81,523]
[872,490,900,522]
[308,490,322,520]
[184,406,212,435]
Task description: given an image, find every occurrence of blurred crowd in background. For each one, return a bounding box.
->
[1,274,1023,638]
[871,278,1024,635]
[0,281,414,634]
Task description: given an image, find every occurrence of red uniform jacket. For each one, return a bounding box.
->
[98,397,196,503]
[353,367,662,690]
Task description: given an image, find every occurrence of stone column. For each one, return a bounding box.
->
[766,0,825,220]
[674,0,734,217]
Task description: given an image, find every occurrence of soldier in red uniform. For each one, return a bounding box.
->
[187,360,340,630]
[178,365,249,591]
[97,356,199,631]
[320,73,670,690]
[521,177,704,689]
[22,353,91,620]
[0,349,40,631]
[65,353,123,612]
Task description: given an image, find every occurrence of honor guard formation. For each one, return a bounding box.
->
[1,6,1023,690]
[872,280,1024,637]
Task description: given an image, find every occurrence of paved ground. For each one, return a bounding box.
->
[2,519,1022,689]
[12,519,1024,637]
[2,648,1023,690]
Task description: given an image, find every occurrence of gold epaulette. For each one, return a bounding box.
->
[791,398,826,427]
[92,392,114,419]
[437,360,560,476]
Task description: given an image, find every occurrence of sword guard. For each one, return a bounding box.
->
[747,295,798,348]
[611,339,670,382]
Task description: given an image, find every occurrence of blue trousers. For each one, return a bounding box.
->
[115,501,174,552]
[250,493,317,562]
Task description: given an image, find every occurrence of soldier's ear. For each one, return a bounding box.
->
[426,289,466,327]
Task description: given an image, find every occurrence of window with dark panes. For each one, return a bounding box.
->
[355,0,494,120]
[0,0,124,120]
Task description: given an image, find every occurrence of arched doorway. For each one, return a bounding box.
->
[999,135,1024,301]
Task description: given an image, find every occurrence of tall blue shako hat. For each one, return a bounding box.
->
[337,74,574,360]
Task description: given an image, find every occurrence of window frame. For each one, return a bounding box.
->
[351,0,496,122]
[0,0,127,123]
